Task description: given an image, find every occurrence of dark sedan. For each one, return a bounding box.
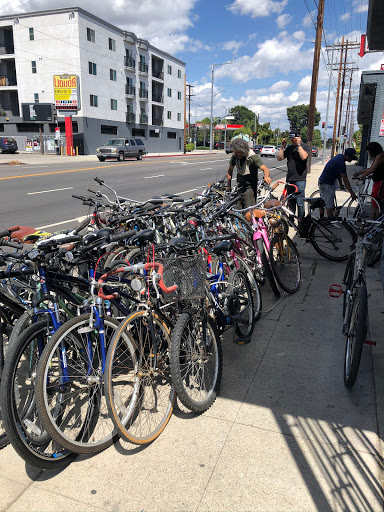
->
[0,137,18,154]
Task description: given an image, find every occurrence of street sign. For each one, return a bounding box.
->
[21,103,53,122]
[53,75,80,111]
[379,119,384,136]
[225,115,235,120]
[381,64,384,70]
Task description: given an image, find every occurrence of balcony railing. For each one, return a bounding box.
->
[138,62,148,74]
[0,104,20,116]
[126,112,135,123]
[0,75,17,86]
[124,56,135,69]
[139,89,148,100]
[139,114,148,124]
[152,117,163,126]
[152,70,164,80]
[125,85,136,96]
[152,94,164,103]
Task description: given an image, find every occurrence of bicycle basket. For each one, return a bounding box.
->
[159,253,207,301]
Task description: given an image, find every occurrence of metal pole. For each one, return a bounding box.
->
[209,64,214,153]
[331,36,345,157]
[322,47,334,165]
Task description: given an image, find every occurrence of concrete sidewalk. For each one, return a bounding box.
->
[1,160,383,512]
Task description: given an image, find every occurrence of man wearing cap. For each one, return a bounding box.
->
[277,130,310,220]
[318,148,357,217]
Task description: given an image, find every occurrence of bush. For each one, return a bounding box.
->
[185,143,195,152]
[196,146,210,150]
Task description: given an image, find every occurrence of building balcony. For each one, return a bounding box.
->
[0,75,17,86]
[125,85,136,97]
[152,117,163,126]
[139,89,148,100]
[126,112,135,123]
[0,104,20,116]
[124,56,135,70]
[152,94,164,103]
[0,45,14,55]
[138,62,148,74]
[139,114,148,124]
[152,70,164,80]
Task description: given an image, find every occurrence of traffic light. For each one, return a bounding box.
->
[322,122,325,128]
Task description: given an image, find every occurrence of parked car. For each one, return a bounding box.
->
[214,142,225,149]
[0,137,18,154]
[260,145,278,157]
[252,144,264,154]
[96,138,147,161]
[312,147,319,157]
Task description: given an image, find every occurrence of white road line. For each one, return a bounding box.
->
[27,187,74,195]
[144,175,165,179]
[176,188,199,195]
[36,216,87,230]
[200,168,213,171]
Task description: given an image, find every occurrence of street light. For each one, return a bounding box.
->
[209,60,233,152]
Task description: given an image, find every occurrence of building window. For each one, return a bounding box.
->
[177,113,181,121]
[89,61,97,75]
[0,124,4,132]
[29,28,34,41]
[111,99,117,110]
[34,93,39,103]
[167,65,172,75]
[109,38,116,51]
[90,94,98,107]
[167,111,171,120]
[167,131,177,139]
[87,28,95,42]
[177,91,182,100]
[132,128,146,137]
[178,69,181,79]
[150,130,160,138]
[167,88,172,98]
[17,123,41,132]
[31,61,37,73]
[49,122,78,133]
[110,69,117,81]
[101,125,118,135]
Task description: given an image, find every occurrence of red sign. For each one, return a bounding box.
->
[215,124,244,130]
[381,64,384,70]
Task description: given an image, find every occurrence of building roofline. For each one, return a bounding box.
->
[0,6,186,66]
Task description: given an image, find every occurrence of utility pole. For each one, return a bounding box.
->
[186,84,194,143]
[307,0,324,173]
[184,75,187,153]
[331,37,345,158]
[336,43,348,154]
[322,47,334,164]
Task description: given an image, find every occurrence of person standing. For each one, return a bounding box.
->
[226,138,271,208]
[276,129,310,220]
[318,148,357,216]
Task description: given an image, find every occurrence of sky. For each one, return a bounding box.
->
[1,0,383,133]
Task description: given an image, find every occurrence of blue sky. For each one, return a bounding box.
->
[1,0,382,132]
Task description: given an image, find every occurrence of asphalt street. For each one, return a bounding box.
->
[0,152,324,230]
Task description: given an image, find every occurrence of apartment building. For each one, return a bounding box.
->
[0,7,186,154]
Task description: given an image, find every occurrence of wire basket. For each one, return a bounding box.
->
[159,253,207,302]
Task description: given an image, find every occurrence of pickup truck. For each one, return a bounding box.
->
[96,138,147,161]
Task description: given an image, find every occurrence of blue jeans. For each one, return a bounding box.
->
[287,180,306,220]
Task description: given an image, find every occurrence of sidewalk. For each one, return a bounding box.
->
[1,160,383,512]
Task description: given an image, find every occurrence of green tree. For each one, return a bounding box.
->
[286,104,321,131]
[313,129,322,148]
[353,125,363,151]
[230,105,257,131]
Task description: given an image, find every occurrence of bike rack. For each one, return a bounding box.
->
[329,284,343,298]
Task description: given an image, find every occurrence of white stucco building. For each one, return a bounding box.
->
[0,7,186,154]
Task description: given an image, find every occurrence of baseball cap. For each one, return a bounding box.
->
[344,148,357,159]
[288,129,301,138]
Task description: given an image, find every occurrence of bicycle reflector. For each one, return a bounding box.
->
[329,284,343,298]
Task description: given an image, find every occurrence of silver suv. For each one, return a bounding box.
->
[96,138,147,162]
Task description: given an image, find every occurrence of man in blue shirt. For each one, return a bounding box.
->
[318,148,357,216]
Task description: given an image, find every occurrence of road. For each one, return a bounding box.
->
[0,152,325,230]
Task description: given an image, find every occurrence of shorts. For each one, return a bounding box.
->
[372,180,384,208]
[318,181,336,209]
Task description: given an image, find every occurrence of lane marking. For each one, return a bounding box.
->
[27,187,74,195]
[36,216,87,230]
[175,188,199,195]
[144,175,165,179]
[200,168,213,171]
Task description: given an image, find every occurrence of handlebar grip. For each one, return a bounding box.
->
[94,177,104,185]
[0,226,20,238]
[87,188,97,194]
[73,217,91,234]
[72,194,87,201]
[42,235,82,247]
[1,240,23,249]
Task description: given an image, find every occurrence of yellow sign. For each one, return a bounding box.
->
[53,75,79,111]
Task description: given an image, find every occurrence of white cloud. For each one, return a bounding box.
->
[270,80,291,91]
[222,40,245,55]
[303,10,316,28]
[297,76,312,91]
[288,91,299,102]
[354,2,368,13]
[276,13,292,29]
[228,0,288,18]
[151,34,211,54]
[340,13,351,21]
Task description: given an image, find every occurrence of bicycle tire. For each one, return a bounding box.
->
[0,309,14,449]
[105,309,175,444]
[346,194,381,219]
[227,268,255,340]
[170,312,222,413]
[344,285,367,387]
[309,218,356,261]
[269,233,301,293]
[0,321,75,469]
[342,251,356,318]
[256,238,280,297]
[35,315,122,455]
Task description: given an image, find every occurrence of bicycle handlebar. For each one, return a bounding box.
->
[0,226,20,238]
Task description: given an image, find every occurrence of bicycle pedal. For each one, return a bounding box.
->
[329,284,343,298]
[364,339,376,346]
[234,335,252,345]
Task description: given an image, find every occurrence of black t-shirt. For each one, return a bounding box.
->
[284,143,310,182]
[372,153,384,182]
[229,153,264,189]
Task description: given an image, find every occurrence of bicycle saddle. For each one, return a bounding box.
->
[128,229,155,246]
[211,240,232,254]
[245,209,266,221]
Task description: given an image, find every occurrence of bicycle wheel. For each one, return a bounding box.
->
[170,312,222,413]
[346,194,381,219]
[269,233,301,293]
[105,309,175,444]
[0,321,76,468]
[256,238,280,296]
[309,218,356,261]
[342,251,356,318]
[344,285,367,387]
[0,309,14,449]
[35,314,121,455]
[228,268,255,340]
